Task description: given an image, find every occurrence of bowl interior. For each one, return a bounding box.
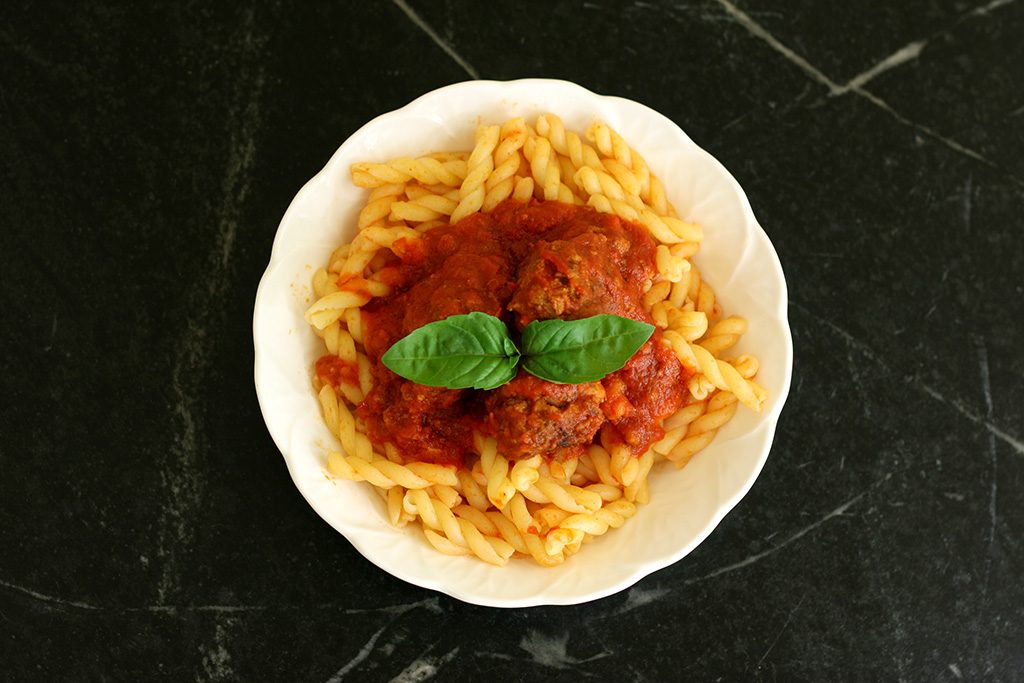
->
[253,79,793,607]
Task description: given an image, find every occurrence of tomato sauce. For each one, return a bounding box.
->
[335,199,691,467]
[315,355,359,389]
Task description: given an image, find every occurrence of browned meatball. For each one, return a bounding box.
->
[507,232,646,328]
[485,372,606,460]
[359,378,476,467]
[402,252,513,333]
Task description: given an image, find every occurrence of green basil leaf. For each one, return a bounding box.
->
[381,312,520,390]
[521,314,655,384]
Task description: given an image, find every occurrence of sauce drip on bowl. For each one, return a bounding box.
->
[317,199,691,467]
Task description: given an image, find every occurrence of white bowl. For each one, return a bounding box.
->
[253,79,793,607]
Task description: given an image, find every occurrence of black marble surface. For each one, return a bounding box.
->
[2,1,1022,680]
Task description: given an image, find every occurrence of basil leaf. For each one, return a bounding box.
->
[521,314,655,384]
[381,312,520,390]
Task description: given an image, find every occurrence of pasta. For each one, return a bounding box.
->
[304,113,767,566]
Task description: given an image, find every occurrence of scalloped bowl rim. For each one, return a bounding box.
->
[253,79,793,607]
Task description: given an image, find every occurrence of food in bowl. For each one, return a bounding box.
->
[304,114,766,566]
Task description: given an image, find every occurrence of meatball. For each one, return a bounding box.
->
[359,379,476,466]
[507,232,646,328]
[485,372,606,460]
[402,252,513,333]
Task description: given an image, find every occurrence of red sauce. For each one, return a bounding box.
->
[316,356,359,389]
[349,199,692,467]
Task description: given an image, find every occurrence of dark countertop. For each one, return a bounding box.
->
[2,1,1022,681]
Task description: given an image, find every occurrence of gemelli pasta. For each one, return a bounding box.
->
[305,113,766,566]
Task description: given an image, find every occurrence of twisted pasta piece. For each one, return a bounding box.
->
[686,374,717,402]
[668,279,688,309]
[682,265,720,319]
[534,113,603,170]
[624,450,654,502]
[654,244,691,283]
[586,122,634,170]
[586,121,653,202]
[584,482,624,502]
[584,445,618,487]
[522,477,603,513]
[358,184,405,228]
[586,191,700,246]
[499,492,535,534]
[358,225,423,252]
[547,457,578,482]
[543,498,639,556]
[523,135,562,201]
[556,155,582,198]
[321,322,353,359]
[700,316,748,356]
[405,489,514,565]
[332,224,422,286]
[599,157,641,197]
[386,486,408,527]
[317,385,355,454]
[649,302,707,341]
[305,278,391,329]
[512,176,534,202]
[452,504,500,535]
[482,118,528,211]
[334,235,377,278]
[509,455,541,491]
[326,244,351,274]
[533,506,571,534]
[450,124,500,223]
[344,308,364,345]
[368,182,406,202]
[430,484,463,508]
[640,208,703,244]
[402,184,445,201]
[661,330,765,410]
[689,344,766,411]
[666,392,739,468]
[571,454,599,485]
[456,469,490,511]
[730,354,760,379]
[659,329,695,374]
[641,280,672,310]
[544,528,584,557]
[351,156,466,188]
[327,451,459,489]
[586,193,640,222]
[647,172,671,216]
[477,436,516,509]
[312,267,339,298]
[523,534,566,567]
[670,308,709,342]
[425,151,468,162]
[653,400,709,455]
[647,303,671,329]
[388,194,458,223]
[555,499,637,540]
[480,509,530,555]
[574,165,628,201]
[356,352,372,397]
[608,442,640,487]
[421,528,471,556]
